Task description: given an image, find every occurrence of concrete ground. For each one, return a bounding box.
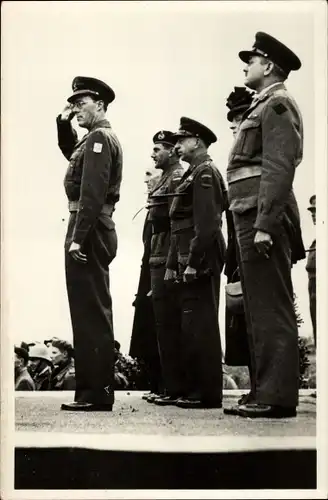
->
[15,390,316,451]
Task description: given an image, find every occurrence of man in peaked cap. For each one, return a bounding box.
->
[225,32,305,418]
[56,76,122,411]
[144,131,185,406]
[306,195,316,347]
[164,117,227,409]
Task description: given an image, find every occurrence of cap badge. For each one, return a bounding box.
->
[158,131,165,140]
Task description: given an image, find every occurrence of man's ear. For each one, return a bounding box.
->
[264,60,275,76]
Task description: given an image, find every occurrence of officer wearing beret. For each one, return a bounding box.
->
[146,131,185,406]
[56,76,123,411]
[226,32,305,418]
[164,117,227,409]
[306,195,316,346]
[224,88,254,414]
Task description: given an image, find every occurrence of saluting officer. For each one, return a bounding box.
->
[57,76,123,411]
[147,131,184,406]
[165,117,227,409]
[226,32,305,419]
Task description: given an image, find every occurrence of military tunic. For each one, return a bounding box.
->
[167,154,227,403]
[147,162,184,397]
[227,82,305,408]
[56,116,122,406]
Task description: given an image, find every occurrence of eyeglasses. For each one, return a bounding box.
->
[73,101,89,110]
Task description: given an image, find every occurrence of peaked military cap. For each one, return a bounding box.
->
[174,117,217,146]
[239,32,301,76]
[307,195,316,211]
[226,87,255,121]
[67,76,115,104]
[153,130,177,146]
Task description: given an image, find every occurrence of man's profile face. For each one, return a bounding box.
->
[50,346,67,366]
[175,137,197,162]
[151,143,171,170]
[230,113,243,137]
[243,55,266,90]
[72,96,100,128]
[144,168,160,194]
[15,353,23,371]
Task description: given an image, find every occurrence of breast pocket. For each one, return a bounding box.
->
[233,117,261,157]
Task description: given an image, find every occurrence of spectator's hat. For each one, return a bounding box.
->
[307,195,316,211]
[15,343,29,365]
[114,340,121,351]
[174,117,217,146]
[29,344,53,365]
[153,130,178,147]
[67,76,115,105]
[226,87,255,121]
[239,32,301,76]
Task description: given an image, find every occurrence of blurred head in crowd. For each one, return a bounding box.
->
[50,339,74,367]
[114,340,121,362]
[307,195,316,226]
[144,167,161,194]
[14,343,29,376]
[28,343,53,376]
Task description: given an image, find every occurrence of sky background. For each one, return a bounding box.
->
[2,1,324,354]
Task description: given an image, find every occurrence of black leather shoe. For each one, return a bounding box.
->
[238,403,296,419]
[153,395,181,406]
[175,398,222,409]
[146,393,163,403]
[141,392,152,401]
[61,402,113,412]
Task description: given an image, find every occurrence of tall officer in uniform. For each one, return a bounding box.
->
[226,32,305,418]
[147,131,184,406]
[165,117,227,409]
[306,195,316,347]
[56,76,123,411]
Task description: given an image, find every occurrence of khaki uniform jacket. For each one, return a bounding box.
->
[227,83,305,262]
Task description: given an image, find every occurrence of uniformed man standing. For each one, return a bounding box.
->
[165,117,227,409]
[147,131,184,405]
[306,195,316,346]
[129,167,163,399]
[56,76,122,411]
[226,32,305,418]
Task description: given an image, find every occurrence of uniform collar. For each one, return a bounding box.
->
[189,152,211,170]
[148,161,181,196]
[244,82,286,118]
[90,118,111,132]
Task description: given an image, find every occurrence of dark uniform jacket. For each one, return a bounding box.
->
[167,154,227,276]
[50,361,76,391]
[56,117,123,245]
[148,163,184,267]
[227,82,305,263]
[32,365,52,391]
[15,368,35,391]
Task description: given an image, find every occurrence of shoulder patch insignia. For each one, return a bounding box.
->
[93,142,103,153]
[273,103,287,115]
[201,173,212,188]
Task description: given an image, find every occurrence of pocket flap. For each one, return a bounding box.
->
[229,195,258,214]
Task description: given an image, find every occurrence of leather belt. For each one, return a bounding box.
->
[68,201,114,217]
[227,166,262,184]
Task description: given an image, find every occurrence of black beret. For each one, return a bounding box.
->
[67,76,115,105]
[174,117,217,146]
[153,130,178,146]
[226,87,255,121]
[239,32,301,76]
[307,195,316,211]
[15,345,29,364]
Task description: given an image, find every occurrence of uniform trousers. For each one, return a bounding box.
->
[150,266,183,397]
[233,208,299,408]
[65,213,117,405]
[308,274,316,346]
[175,268,223,403]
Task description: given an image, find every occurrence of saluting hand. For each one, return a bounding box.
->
[254,230,273,259]
[69,242,88,264]
[183,266,197,283]
[61,103,76,121]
